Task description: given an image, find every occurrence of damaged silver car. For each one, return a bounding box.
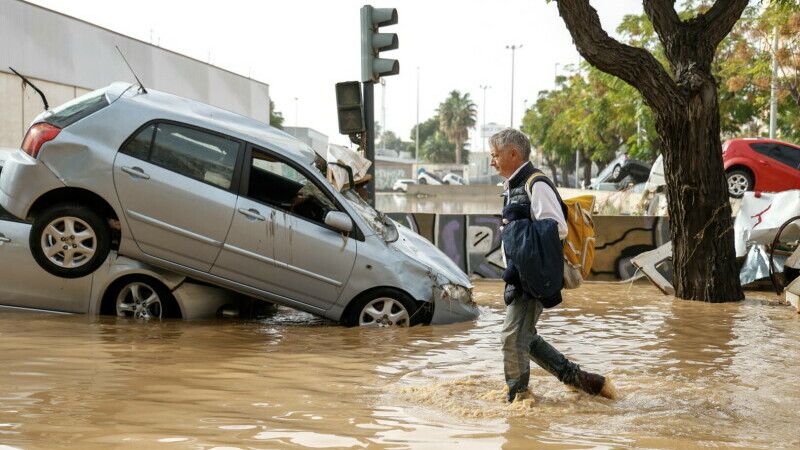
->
[0,83,477,326]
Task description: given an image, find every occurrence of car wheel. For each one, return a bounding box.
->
[418,178,427,184]
[610,164,622,181]
[103,276,181,319]
[344,288,419,327]
[726,170,753,198]
[29,203,111,279]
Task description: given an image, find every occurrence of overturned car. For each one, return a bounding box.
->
[0,82,477,326]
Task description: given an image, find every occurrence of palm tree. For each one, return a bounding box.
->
[437,90,477,164]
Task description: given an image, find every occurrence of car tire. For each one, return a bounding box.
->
[102,275,181,319]
[610,164,622,182]
[29,203,111,279]
[418,178,427,185]
[726,170,753,198]
[343,288,419,327]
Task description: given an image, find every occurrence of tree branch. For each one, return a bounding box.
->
[700,0,750,49]
[643,0,681,43]
[555,0,677,110]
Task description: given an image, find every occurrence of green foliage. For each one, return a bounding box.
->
[420,130,469,163]
[437,90,478,164]
[525,1,800,183]
[269,100,284,130]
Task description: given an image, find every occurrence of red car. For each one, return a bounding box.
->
[723,138,800,197]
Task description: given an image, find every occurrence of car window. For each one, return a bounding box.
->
[777,144,800,169]
[42,89,110,129]
[750,143,789,167]
[146,123,240,190]
[247,150,338,227]
[120,124,156,161]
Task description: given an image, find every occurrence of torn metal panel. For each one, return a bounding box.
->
[734,190,800,257]
[630,242,674,295]
[739,244,787,286]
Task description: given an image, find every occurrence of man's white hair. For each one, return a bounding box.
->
[489,128,531,160]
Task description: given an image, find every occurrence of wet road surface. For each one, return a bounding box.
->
[0,281,798,449]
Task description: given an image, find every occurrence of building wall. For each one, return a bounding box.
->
[0,0,270,148]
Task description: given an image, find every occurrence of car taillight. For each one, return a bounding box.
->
[21,123,61,158]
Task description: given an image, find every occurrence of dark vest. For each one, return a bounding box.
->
[504,161,566,218]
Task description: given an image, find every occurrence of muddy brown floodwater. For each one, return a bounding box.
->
[0,281,799,449]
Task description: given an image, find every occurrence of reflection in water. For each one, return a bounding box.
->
[0,281,798,448]
[377,192,502,215]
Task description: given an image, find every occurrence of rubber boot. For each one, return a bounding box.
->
[575,369,616,399]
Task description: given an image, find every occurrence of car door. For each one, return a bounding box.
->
[0,205,90,312]
[750,143,800,192]
[212,146,357,311]
[113,122,242,272]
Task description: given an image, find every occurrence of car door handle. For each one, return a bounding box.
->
[0,234,10,244]
[237,208,266,221]
[121,166,150,180]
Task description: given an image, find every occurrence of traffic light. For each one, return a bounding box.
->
[360,5,399,83]
[335,81,365,134]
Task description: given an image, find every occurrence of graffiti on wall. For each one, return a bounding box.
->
[376,169,408,190]
[387,212,670,280]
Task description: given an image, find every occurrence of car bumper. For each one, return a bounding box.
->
[0,150,64,219]
[430,282,479,325]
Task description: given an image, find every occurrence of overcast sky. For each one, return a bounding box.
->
[27,0,643,151]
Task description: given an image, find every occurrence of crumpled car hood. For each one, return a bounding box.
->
[390,221,472,289]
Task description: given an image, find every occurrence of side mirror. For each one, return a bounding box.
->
[324,211,353,232]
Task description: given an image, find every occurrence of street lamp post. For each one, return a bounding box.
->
[554,62,560,90]
[480,84,491,176]
[293,97,298,137]
[506,44,522,128]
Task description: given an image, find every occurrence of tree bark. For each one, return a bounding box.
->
[547,160,560,186]
[581,152,593,188]
[455,140,462,165]
[561,165,572,188]
[556,0,746,302]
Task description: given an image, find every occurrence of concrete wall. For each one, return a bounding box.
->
[0,0,270,147]
[386,212,671,281]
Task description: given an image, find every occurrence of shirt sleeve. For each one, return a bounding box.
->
[528,181,568,240]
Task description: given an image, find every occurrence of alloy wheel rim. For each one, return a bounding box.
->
[359,297,410,327]
[41,216,96,268]
[116,282,162,319]
[728,174,748,196]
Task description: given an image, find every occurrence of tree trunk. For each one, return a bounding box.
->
[547,160,560,186]
[560,166,572,188]
[654,73,743,301]
[581,153,593,188]
[455,140,462,165]
[555,0,747,302]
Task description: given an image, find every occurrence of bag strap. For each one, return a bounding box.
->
[525,172,567,218]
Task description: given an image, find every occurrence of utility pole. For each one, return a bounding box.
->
[770,26,778,139]
[415,67,420,169]
[380,78,387,152]
[480,84,491,176]
[554,62,559,90]
[506,44,522,128]
[293,97,298,137]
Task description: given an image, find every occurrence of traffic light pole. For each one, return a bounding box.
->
[363,81,376,206]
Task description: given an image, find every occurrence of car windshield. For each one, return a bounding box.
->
[341,189,397,241]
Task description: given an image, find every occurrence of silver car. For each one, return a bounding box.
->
[0,83,476,326]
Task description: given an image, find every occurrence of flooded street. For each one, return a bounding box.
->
[1,281,799,449]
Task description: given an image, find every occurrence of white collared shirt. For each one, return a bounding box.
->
[503,163,568,240]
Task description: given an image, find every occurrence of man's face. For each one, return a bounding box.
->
[490,145,522,179]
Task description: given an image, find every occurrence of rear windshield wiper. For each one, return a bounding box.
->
[9,67,49,110]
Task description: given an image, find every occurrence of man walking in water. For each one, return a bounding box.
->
[490,128,615,403]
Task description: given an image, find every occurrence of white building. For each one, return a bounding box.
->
[0,0,271,148]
